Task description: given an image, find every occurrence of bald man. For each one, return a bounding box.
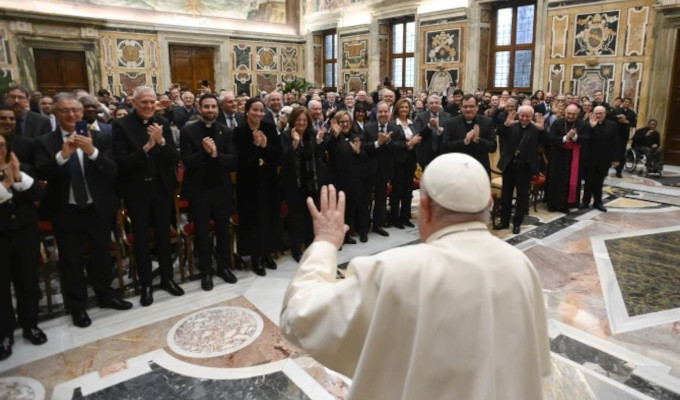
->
[495,105,540,234]
[581,106,619,212]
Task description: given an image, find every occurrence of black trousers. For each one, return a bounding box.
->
[189,187,232,275]
[369,175,388,228]
[615,131,629,174]
[390,155,416,224]
[285,188,314,251]
[501,161,532,227]
[54,206,115,311]
[582,163,609,205]
[0,225,40,336]
[126,181,173,286]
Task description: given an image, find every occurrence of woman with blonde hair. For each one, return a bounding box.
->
[390,98,421,228]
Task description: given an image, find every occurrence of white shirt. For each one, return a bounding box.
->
[55,128,98,205]
[0,172,34,204]
[398,118,414,140]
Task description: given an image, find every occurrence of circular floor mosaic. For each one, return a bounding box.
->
[0,376,45,400]
[167,306,264,358]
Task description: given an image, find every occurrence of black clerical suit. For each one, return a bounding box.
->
[36,128,119,311]
[546,118,589,211]
[497,123,540,228]
[582,119,618,207]
[217,111,245,130]
[0,170,43,338]
[361,121,406,229]
[440,115,497,175]
[16,111,52,139]
[413,109,451,168]
[180,120,237,277]
[609,107,636,176]
[112,113,179,288]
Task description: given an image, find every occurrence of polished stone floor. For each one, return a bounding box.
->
[1,167,680,399]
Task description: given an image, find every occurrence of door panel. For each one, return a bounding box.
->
[34,49,88,96]
[665,31,680,165]
[169,45,215,92]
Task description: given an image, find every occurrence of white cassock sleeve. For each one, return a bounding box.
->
[280,241,377,377]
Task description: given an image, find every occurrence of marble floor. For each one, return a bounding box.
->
[2,167,680,399]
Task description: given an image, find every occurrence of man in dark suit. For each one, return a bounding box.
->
[262,91,287,134]
[414,94,451,169]
[113,86,183,307]
[440,94,497,175]
[6,85,52,139]
[36,93,132,328]
[369,89,395,122]
[494,106,540,234]
[180,95,237,290]
[443,89,464,117]
[581,106,619,212]
[0,106,47,360]
[173,91,199,129]
[80,95,112,136]
[217,92,245,129]
[362,101,406,237]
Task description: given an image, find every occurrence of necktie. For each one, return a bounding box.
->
[379,124,385,133]
[229,116,236,128]
[68,152,88,207]
[432,113,438,121]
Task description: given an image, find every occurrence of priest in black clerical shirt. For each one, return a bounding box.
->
[440,94,497,175]
[180,95,238,291]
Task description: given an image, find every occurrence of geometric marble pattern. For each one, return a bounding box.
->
[625,7,649,57]
[0,376,45,400]
[550,15,568,59]
[167,307,264,359]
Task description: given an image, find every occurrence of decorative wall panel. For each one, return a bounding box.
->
[338,33,368,93]
[625,7,649,56]
[550,15,568,59]
[571,64,615,101]
[621,62,642,110]
[233,45,252,70]
[256,73,278,93]
[100,31,161,95]
[0,23,19,83]
[234,72,252,96]
[426,69,458,95]
[343,72,366,92]
[280,47,298,72]
[119,72,147,96]
[0,27,9,64]
[573,11,620,57]
[117,39,145,68]
[232,41,304,96]
[549,64,565,95]
[256,46,277,71]
[425,29,460,64]
[342,39,367,70]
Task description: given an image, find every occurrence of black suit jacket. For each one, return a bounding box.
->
[414,109,451,167]
[179,120,237,203]
[0,168,43,231]
[586,119,618,169]
[36,128,119,224]
[361,121,406,181]
[9,134,38,174]
[112,112,179,199]
[440,115,497,174]
[497,123,540,175]
[217,111,245,129]
[20,111,52,139]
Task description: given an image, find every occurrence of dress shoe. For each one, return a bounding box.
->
[22,327,47,345]
[615,172,623,178]
[98,296,133,310]
[71,309,92,328]
[139,286,153,306]
[493,224,509,231]
[262,255,277,270]
[344,235,357,244]
[579,202,590,210]
[291,248,303,262]
[372,227,389,237]
[160,280,185,296]
[360,232,368,243]
[234,254,246,270]
[392,222,405,229]
[216,268,238,284]
[594,203,608,212]
[512,226,521,234]
[201,274,214,291]
[403,220,415,228]
[252,262,267,277]
[0,336,12,361]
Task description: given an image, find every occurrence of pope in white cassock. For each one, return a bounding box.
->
[280,153,550,400]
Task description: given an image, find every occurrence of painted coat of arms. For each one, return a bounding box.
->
[573,12,619,56]
[426,29,460,63]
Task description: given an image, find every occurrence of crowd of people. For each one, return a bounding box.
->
[0,79,663,361]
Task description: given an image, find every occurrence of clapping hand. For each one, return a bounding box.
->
[566,128,577,140]
[429,116,439,130]
[253,129,267,147]
[330,119,341,137]
[350,137,361,154]
[9,153,20,182]
[202,137,217,157]
[589,113,598,128]
[316,124,326,144]
[60,134,78,159]
[148,123,164,145]
[377,130,392,145]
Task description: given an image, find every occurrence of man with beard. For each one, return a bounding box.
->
[632,119,663,173]
[546,104,589,212]
[580,106,619,212]
[113,87,184,306]
[591,90,610,111]
[5,85,51,139]
[80,95,112,136]
[180,95,237,290]
[414,94,451,168]
[440,94,497,175]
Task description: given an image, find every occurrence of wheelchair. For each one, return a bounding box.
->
[623,147,663,176]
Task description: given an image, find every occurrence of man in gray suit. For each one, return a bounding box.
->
[5,84,52,139]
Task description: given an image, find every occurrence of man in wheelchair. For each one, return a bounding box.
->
[630,119,663,174]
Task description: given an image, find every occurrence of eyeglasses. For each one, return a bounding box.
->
[338,120,351,124]
[55,108,83,114]
[7,95,27,101]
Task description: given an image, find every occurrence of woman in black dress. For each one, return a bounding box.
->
[280,107,320,261]
[234,98,282,275]
[390,98,421,228]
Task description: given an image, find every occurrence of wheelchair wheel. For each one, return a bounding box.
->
[623,148,637,173]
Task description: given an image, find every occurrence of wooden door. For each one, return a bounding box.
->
[169,45,215,92]
[34,49,88,96]
[665,32,680,165]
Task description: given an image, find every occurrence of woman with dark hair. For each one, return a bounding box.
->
[323,110,367,244]
[533,90,545,101]
[390,98,421,228]
[234,98,282,275]
[352,104,368,136]
[280,106,320,261]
